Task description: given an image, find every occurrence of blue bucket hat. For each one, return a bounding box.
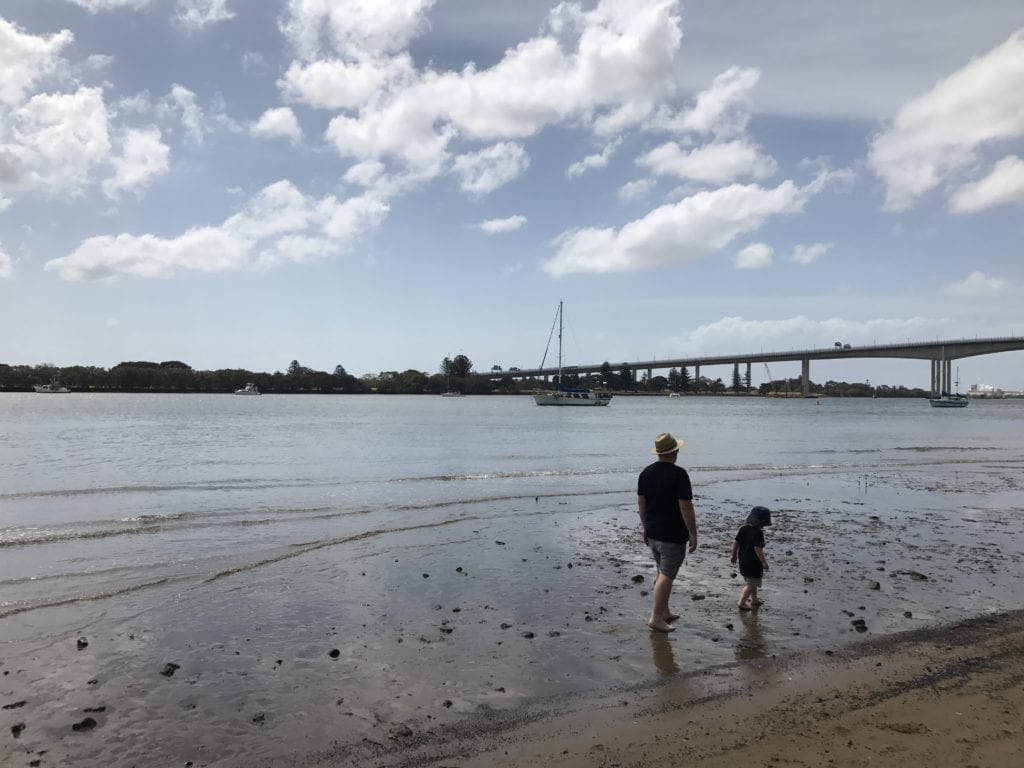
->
[745,506,772,526]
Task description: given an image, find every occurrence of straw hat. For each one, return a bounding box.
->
[650,432,684,455]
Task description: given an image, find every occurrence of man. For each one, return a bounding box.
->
[637,432,698,632]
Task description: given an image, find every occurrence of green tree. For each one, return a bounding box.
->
[732,363,742,393]
[680,366,690,391]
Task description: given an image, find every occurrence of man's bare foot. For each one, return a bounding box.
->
[737,602,752,611]
[665,611,680,622]
[647,618,675,632]
[751,599,764,606]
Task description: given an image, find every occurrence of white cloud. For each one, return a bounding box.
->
[105,317,120,327]
[280,56,416,110]
[869,30,1024,211]
[735,242,772,270]
[174,0,235,30]
[320,0,684,179]
[790,242,831,265]
[0,18,72,107]
[654,66,760,138]
[66,0,151,11]
[618,178,655,202]
[281,0,436,59]
[452,142,530,195]
[102,127,170,199]
[1,87,111,198]
[949,155,1024,213]
[251,107,302,143]
[637,139,776,184]
[541,179,808,276]
[0,246,12,278]
[478,215,526,234]
[941,271,1006,298]
[44,180,389,280]
[567,139,621,178]
[166,85,206,144]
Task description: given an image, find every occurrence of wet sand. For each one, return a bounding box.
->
[2,459,1023,767]
[321,609,1024,768]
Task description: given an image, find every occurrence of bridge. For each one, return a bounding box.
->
[487,336,1024,397]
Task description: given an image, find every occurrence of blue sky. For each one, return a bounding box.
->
[2,0,1023,389]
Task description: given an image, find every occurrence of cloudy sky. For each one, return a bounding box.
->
[2,0,1023,388]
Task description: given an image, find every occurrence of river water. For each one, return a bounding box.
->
[1,393,1022,766]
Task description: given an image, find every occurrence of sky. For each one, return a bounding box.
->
[2,0,1023,389]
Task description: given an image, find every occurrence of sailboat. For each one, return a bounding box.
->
[533,301,611,406]
[929,365,968,408]
[34,375,70,393]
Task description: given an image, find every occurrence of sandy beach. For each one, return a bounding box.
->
[320,609,1024,768]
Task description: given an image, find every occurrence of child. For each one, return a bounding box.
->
[731,506,772,610]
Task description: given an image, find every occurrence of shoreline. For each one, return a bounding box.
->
[313,608,1024,767]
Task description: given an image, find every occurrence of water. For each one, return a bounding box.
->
[1,393,1022,766]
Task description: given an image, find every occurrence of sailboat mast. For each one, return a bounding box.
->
[557,300,563,386]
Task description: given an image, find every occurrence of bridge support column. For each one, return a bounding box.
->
[647,367,653,383]
[746,362,751,391]
[930,359,937,396]
[801,358,810,397]
[694,365,700,389]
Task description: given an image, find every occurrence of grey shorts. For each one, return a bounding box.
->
[743,576,763,588]
[649,539,687,579]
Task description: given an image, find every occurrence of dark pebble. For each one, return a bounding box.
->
[904,610,913,618]
[11,723,25,738]
[691,594,706,601]
[77,637,89,650]
[631,574,645,583]
[2,700,26,710]
[521,631,535,639]
[72,717,98,732]
[328,649,341,658]
[252,713,265,725]
[495,540,506,546]
[422,573,429,578]
[160,662,180,677]
[443,699,453,708]
[869,582,881,590]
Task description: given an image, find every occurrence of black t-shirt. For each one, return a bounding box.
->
[735,525,766,578]
[637,461,693,544]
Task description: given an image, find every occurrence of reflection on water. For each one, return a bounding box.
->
[734,609,769,660]
[649,631,680,674]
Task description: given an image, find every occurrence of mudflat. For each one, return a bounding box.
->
[321,609,1024,768]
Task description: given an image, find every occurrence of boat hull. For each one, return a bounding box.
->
[33,385,70,393]
[533,391,611,406]
[929,396,968,408]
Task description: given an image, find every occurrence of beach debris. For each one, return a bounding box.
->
[2,700,26,709]
[548,630,561,637]
[442,699,453,708]
[522,631,535,639]
[495,540,506,546]
[388,723,413,739]
[83,706,106,713]
[11,723,25,737]
[851,619,868,633]
[328,649,341,659]
[869,581,881,590]
[160,662,180,677]
[631,574,645,583]
[500,622,512,630]
[251,712,266,725]
[72,717,98,732]
[904,610,913,618]
[891,569,928,580]
[691,594,706,601]
[77,637,89,650]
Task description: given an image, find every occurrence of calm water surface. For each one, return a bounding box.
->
[1,393,1022,614]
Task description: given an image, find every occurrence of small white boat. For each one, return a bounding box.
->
[533,301,611,407]
[668,392,682,398]
[441,390,463,397]
[34,376,70,393]
[929,366,967,408]
[929,392,968,408]
[234,383,261,395]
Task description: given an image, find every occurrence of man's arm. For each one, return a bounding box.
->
[679,499,697,552]
[637,495,649,545]
[730,539,738,563]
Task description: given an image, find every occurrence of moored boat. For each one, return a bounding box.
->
[234,383,261,395]
[34,376,70,393]
[533,301,611,407]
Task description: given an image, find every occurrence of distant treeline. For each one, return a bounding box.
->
[1,359,929,397]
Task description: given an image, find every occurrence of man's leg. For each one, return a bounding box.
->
[648,573,675,632]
